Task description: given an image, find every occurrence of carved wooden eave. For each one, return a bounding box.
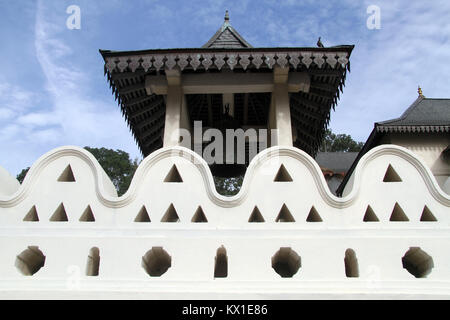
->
[99,45,354,157]
[100,47,352,73]
[376,125,450,133]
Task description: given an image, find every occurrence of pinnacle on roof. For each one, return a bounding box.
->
[224,10,229,24]
[202,11,253,49]
[377,96,450,127]
[418,85,424,98]
[336,93,450,196]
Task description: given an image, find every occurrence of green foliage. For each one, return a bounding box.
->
[16,148,139,196]
[15,130,362,197]
[84,147,139,196]
[319,129,364,152]
[16,167,30,184]
[213,175,243,196]
[213,129,364,196]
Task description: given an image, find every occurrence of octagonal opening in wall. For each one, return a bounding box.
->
[402,247,434,278]
[15,246,46,276]
[142,247,172,277]
[272,247,301,278]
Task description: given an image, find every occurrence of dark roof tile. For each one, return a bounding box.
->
[315,152,358,173]
[202,13,252,49]
[336,96,450,196]
[377,97,450,128]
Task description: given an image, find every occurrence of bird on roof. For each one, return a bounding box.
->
[317,37,324,48]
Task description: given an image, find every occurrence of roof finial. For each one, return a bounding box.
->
[224,10,229,22]
[418,85,424,98]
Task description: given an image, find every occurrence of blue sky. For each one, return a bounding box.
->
[0,0,449,176]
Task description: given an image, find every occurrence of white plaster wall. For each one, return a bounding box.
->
[387,133,448,173]
[0,145,449,299]
[384,133,450,192]
[0,166,19,197]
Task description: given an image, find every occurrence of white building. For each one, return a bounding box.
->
[337,89,450,196]
[0,13,449,299]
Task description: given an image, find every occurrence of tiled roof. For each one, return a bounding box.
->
[202,11,252,49]
[336,95,450,196]
[376,97,450,132]
[99,12,354,158]
[315,152,358,173]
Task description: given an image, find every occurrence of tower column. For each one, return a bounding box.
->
[163,69,190,147]
[269,66,293,147]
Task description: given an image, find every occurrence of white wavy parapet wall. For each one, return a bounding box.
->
[0,145,449,299]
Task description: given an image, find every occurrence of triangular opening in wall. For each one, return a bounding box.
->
[420,205,437,222]
[161,204,180,222]
[363,205,379,222]
[389,203,409,221]
[274,164,293,182]
[164,165,183,183]
[23,206,39,222]
[135,206,151,222]
[191,206,208,223]
[58,165,76,182]
[306,206,322,222]
[79,205,95,222]
[248,206,265,223]
[275,204,295,222]
[383,164,402,182]
[50,203,68,221]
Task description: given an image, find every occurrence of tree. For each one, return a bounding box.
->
[15,129,363,196]
[16,167,30,184]
[319,129,364,152]
[213,175,243,196]
[212,129,364,196]
[16,147,139,196]
[84,147,139,196]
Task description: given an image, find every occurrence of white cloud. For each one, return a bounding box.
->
[330,1,450,141]
[0,0,141,176]
[16,112,60,127]
[0,82,36,120]
[1,0,449,176]
[33,0,141,149]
